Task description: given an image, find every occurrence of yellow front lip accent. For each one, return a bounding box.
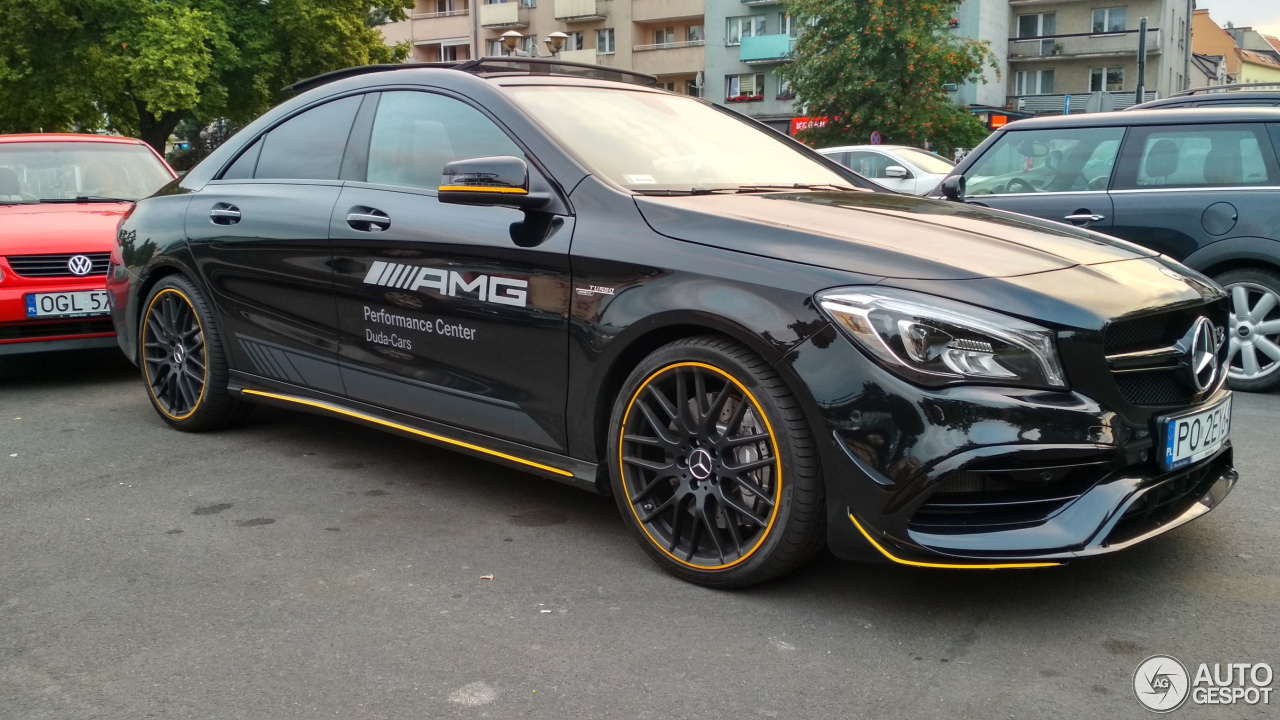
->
[847,513,1062,569]
[437,186,528,194]
[240,389,573,478]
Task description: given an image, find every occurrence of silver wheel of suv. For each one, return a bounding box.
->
[1218,268,1280,392]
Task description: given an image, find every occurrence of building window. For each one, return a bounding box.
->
[519,34,538,55]
[442,44,469,61]
[655,27,676,47]
[520,0,535,7]
[1092,7,1127,33]
[1015,69,1054,95]
[657,81,676,92]
[564,31,584,51]
[1090,66,1124,92]
[597,28,615,54]
[489,39,504,56]
[686,79,700,98]
[687,25,703,44]
[726,73,765,102]
[727,16,766,46]
[777,78,794,100]
[780,13,802,38]
[1016,13,1056,38]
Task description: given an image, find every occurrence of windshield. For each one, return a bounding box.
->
[895,147,955,174]
[0,142,173,203]
[506,86,852,192]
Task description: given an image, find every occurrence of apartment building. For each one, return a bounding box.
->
[1007,0,1192,114]
[1192,11,1280,86]
[702,0,799,133]
[380,0,476,63]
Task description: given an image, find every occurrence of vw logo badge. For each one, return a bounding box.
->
[688,448,714,480]
[67,254,94,276]
[1187,316,1220,393]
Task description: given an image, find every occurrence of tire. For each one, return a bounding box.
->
[139,275,253,431]
[607,336,826,587]
[1215,267,1280,393]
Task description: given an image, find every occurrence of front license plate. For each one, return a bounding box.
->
[25,291,112,319]
[1162,395,1231,471]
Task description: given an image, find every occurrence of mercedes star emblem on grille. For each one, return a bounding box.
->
[67,255,94,276]
[1188,317,1220,393]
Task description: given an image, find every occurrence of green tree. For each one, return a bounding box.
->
[780,0,998,152]
[0,0,411,152]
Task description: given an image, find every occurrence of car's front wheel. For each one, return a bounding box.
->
[1216,267,1280,393]
[607,336,825,587]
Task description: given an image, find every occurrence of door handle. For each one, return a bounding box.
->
[347,207,390,232]
[1064,213,1105,223]
[210,203,241,225]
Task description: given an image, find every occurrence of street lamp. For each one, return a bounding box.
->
[501,30,523,56]
[545,31,569,57]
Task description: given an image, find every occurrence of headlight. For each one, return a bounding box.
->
[816,287,1066,389]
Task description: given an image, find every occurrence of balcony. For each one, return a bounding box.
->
[739,34,795,64]
[555,0,605,22]
[479,1,528,28]
[1008,29,1161,62]
[410,11,472,40]
[631,41,705,76]
[559,48,598,65]
[632,0,704,23]
[1011,90,1157,115]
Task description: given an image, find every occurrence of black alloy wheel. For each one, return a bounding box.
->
[139,276,252,431]
[610,336,825,587]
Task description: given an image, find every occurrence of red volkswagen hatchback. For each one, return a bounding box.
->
[1,134,176,355]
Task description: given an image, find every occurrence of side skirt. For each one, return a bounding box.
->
[229,371,602,493]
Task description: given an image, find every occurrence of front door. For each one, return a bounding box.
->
[960,125,1125,233]
[845,150,916,194]
[328,90,573,452]
[185,95,364,395]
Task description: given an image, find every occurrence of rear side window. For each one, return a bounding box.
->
[365,91,523,191]
[1113,123,1279,190]
[253,96,362,181]
[962,126,1124,196]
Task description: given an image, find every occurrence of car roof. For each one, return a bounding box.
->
[0,133,148,145]
[1001,106,1280,131]
[285,58,658,95]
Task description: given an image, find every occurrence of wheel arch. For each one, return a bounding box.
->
[1181,236,1280,279]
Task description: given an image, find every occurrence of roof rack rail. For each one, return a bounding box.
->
[1167,81,1280,98]
[284,56,657,95]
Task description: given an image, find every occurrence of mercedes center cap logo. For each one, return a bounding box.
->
[67,254,93,276]
[1188,317,1220,393]
[688,448,714,480]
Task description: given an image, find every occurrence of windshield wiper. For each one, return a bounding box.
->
[732,183,861,193]
[38,196,133,204]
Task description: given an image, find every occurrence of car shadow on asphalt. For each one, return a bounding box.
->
[0,348,137,388]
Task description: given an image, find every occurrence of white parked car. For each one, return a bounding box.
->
[817,145,956,195]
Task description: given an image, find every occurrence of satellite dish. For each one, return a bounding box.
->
[1085,91,1115,113]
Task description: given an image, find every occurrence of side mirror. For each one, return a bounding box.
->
[438,156,549,210]
[940,174,966,202]
[884,165,910,179]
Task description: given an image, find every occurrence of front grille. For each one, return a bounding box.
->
[4,253,110,278]
[1103,302,1229,408]
[0,318,115,341]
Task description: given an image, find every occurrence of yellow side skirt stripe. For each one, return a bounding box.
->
[241,389,573,478]
[847,513,1062,569]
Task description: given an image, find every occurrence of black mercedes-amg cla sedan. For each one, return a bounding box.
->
[108,59,1237,586]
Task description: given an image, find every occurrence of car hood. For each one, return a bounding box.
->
[0,203,131,255]
[635,192,1157,280]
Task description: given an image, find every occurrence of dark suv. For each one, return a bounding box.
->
[1129,83,1280,110]
[109,60,1237,586]
[936,107,1280,391]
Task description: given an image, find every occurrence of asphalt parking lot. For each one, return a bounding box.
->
[2,349,1278,719]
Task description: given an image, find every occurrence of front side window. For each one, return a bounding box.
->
[365,91,524,191]
[1092,7,1127,33]
[1090,66,1125,92]
[506,85,851,192]
[1115,124,1277,190]
[253,96,362,181]
[845,151,894,179]
[597,28,615,54]
[964,126,1125,196]
[0,142,172,202]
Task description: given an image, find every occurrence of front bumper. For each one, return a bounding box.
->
[0,279,116,355]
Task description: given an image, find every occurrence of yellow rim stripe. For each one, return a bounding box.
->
[240,389,573,478]
[847,513,1062,569]
[619,362,783,571]
[143,288,207,422]
[438,186,528,194]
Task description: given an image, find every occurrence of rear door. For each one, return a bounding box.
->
[328,90,573,452]
[959,125,1124,232]
[185,95,364,394]
[1108,122,1280,261]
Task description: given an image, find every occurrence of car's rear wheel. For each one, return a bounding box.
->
[140,275,252,430]
[607,336,825,587]
[1216,267,1280,393]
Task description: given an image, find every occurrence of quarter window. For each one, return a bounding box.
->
[1115,124,1278,190]
[963,126,1125,196]
[365,91,524,191]
[1092,7,1127,33]
[252,96,361,181]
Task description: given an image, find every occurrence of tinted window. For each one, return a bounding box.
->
[963,126,1124,196]
[254,96,361,180]
[222,138,261,180]
[366,91,523,190]
[1114,124,1278,190]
